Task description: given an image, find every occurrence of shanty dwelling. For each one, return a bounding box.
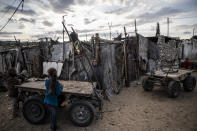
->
[21,40,71,77]
[0,36,126,99]
[137,34,160,73]
[0,49,17,74]
[126,36,139,82]
[0,33,193,96]
[182,37,197,59]
[143,35,182,71]
[0,41,20,74]
[60,41,95,81]
[59,35,126,98]
[0,47,18,92]
[0,39,71,77]
[99,41,125,95]
[181,36,197,68]
[146,36,160,72]
[0,34,163,97]
[128,34,184,82]
[19,40,69,77]
[127,34,160,82]
[42,40,72,77]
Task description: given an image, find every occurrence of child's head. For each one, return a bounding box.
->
[185,58,189,61]
[92,59,97,66]
[8,68,17,77]
[48,68,57,80]
[47,68,57,92]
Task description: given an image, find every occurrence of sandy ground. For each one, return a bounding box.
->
[1,73,197,131]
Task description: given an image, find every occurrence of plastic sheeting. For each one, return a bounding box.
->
[43,62,63,77]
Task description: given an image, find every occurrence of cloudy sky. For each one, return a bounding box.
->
[0,0,197,41]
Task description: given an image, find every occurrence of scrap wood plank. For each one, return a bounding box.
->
[146,69,193,79]
[16,80,95,96]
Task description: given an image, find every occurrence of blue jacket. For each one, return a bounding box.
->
[44,78,63,107]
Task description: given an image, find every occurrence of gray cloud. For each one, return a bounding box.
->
[1,5,37,16]
[104,7,132,15]
[25,0,50,7]
[42,20,53,27]
[138,7,183,18]
[48,30,62,35]
[18,24,25,29]
[127,7,184,26]
[75,0,96,6]
[0,31,22,35]
[103,0,138,15]
[188,0,197,8]
[48,0,97,13]
[48,0,75,13]
[183,31,192,35]
[75,29,97,33]
[67,24,74,26]
[175,23,197,30]
[165,0,197,10]
[32,30,65,39]
[84,18,97,25]
[113,23,123,28]
[19,18,36,24]
[76,0,86,5]
[32,34,47,38]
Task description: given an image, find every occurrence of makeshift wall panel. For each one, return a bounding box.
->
[43,62,63,77]
[182,39,197,59]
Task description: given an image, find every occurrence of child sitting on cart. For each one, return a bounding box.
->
[44,68,63,131]
[7,68,21,120]
[183,58,191,69]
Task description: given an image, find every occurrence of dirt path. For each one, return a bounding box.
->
[1,73,197,131]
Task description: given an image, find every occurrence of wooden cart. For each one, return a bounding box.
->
[16,79,103,127]
[142,69,196,98]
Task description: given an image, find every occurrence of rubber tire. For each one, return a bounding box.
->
[168,81,181,98]
[183,76,196,92]
[69,101,95,127]
[142,77,154,91]
[23,96,47,124]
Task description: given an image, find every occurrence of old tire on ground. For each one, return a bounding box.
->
[142,76,154,91]
[69,101,95,127]
[168,81,181,98]
[23,96,47,124]
[183,76,196,92]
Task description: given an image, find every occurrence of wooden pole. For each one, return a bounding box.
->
[62,16,65,60]
[95,33,100,64]
[123,27,128,86]
[167,17,169,36]
[62,22,75,79]
[108,22,112,40]
[134,19,137,34]
[193,28,195,37]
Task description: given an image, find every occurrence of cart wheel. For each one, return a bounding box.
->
[142,76,153,91]
[183,76,196,92]
[69,101,95,127]
[23,96,47,124]
[168,81,181,98]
